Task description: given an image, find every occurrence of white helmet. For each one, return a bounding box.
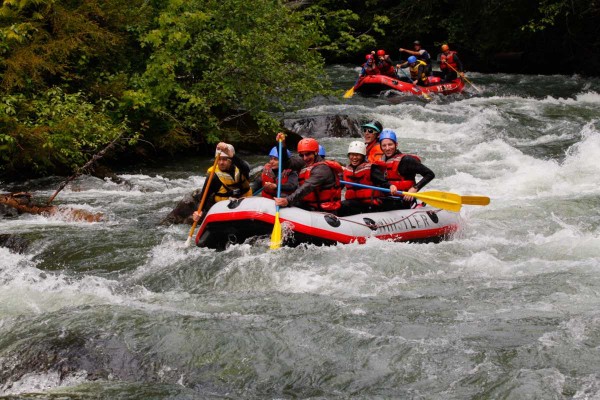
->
[347,140,367,156]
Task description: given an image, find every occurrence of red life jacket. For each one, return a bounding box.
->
[298,160,343,211]
[343,163,383,205]
[261,163,292,199]
[376,153,421,192]
[440,51,457,71]
[363,62,379,76]
[366,141,383,163]
[377,58,396,77]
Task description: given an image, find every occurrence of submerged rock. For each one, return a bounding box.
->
[0,234,29,254]
[283,114,362,139]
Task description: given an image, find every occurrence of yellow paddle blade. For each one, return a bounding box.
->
[343,87,355,99]
[406,190,462,213]
[461,195,490,206]
[270,212,282,249]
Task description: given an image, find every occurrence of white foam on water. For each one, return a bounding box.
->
[0,370,88,396]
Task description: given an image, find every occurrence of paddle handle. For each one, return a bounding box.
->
[186,154,219,245]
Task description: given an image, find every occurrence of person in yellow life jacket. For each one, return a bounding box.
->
[192,142,252,222]
[439,44,464,83]
[251,143,298,199]
[397,56,429,86]
[339,141,391,217]
[376,129,435,210]
[274,137,343,214]
[399,40,432,76]
[361,120,384,163]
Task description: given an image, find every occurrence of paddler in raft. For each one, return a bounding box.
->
[399,40,432,76]
[362,120,384,163]
[251,138,298,199]
[274,137,343,214]
[376,129,435,210]
[396,56,429,87]
[339,141,393,217]
[374,49,398,78]
[192,142,252,223]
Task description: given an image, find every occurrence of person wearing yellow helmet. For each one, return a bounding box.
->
[439,44,464,82]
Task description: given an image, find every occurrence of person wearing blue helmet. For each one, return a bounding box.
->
[361,120,384,163]
[376,129,435,209]
[397,55,429,86]
[252,133,298,199]
[318,145,326,158]
[399,40,432,76]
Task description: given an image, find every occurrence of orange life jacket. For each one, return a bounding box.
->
[261,163,293,199]
[298,160,343,211]
[376,153,421,192]
[343,163,383,205]
[366,141,383,163]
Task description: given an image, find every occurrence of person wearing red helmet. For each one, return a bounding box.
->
[375,49,397,78]
[399,40,432,76]
[439,44,464,83]
[192,142,252,222]
[359,54,379,78]
[274,136,343,213]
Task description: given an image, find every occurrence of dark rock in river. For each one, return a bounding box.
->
[283,115,362,139]
[0,234,29,254]
[160,190,200,225]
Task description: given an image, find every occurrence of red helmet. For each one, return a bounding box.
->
[297,138,319,153]
[376,49,386,57]
[365,54,373,60]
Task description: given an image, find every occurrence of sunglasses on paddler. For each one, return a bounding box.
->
[363,128,376,134]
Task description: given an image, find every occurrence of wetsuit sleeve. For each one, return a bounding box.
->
[231,155,250,179]
[398,156,435,190]
[280,171,299,193]
[285,164,333,206]
[370,165,390,189]
[283,154,305,172]
[251,176,263,193]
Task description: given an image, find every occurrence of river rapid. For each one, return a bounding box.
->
[1,68,600,399]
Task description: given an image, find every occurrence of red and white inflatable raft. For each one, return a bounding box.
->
[195,197,461,250]
[354,74,465,96]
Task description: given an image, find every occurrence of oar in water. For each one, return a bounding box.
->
[444,63,482,93]
[340,180,490,213]
[269,140,284,249]
[396,66,432,100]
[185,154,219,247]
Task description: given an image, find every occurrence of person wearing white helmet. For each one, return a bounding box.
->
[376,129,435,210]
[192,142,252,222]
[339,140,392,216]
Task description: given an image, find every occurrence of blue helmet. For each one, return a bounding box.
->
[318,145,326,157]
[408,55,417,64]
[378,129,397,144]
[269,146,291,158]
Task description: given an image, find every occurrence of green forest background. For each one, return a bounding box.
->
[1,0,598,178]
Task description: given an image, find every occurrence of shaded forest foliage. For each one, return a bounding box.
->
[1,0,598,178]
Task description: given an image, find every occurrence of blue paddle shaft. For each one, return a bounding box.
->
[275,140,283,212]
